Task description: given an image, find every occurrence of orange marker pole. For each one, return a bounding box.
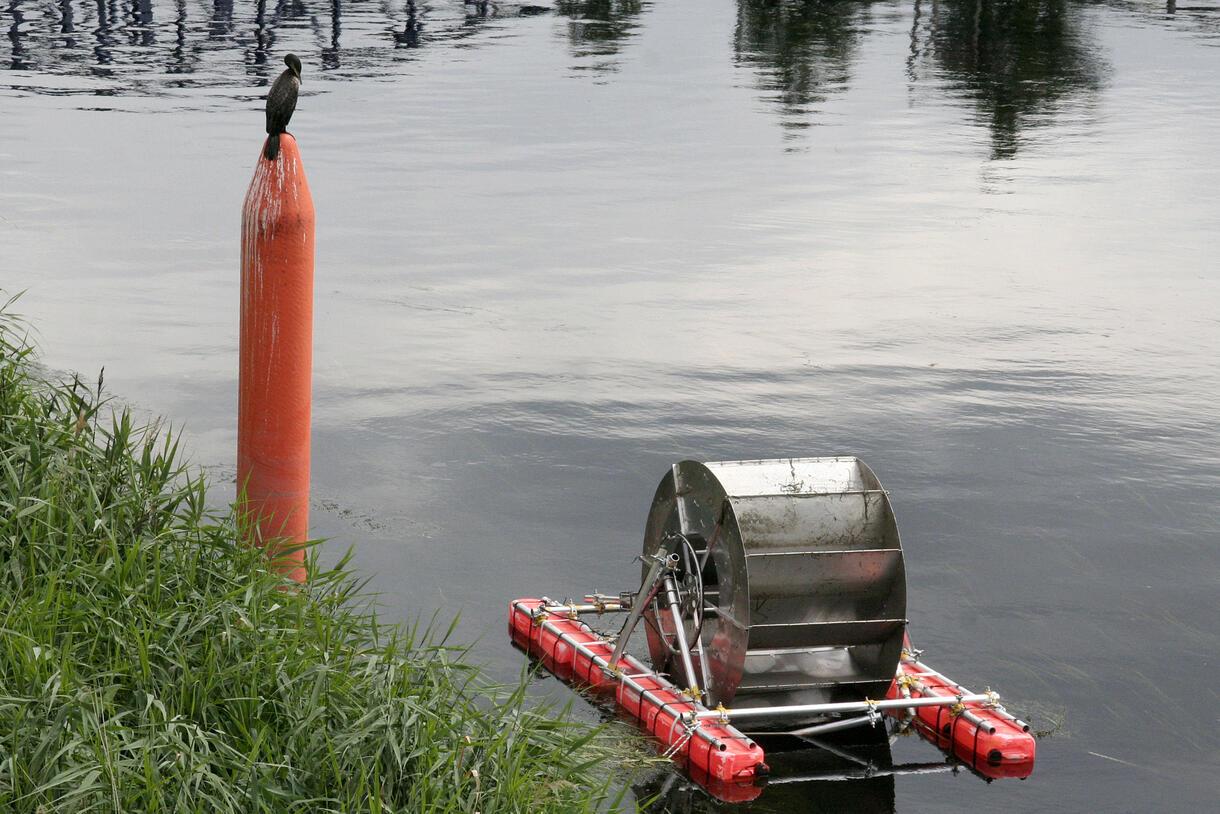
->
[238,134,314,583]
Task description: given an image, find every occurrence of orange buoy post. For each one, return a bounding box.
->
[238,134,314,583]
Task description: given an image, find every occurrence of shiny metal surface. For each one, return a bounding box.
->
[607,550,669,672]
[642,458,907,715]
[692,692,994,721]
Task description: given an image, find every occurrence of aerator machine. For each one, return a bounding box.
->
[508,458,1035,795]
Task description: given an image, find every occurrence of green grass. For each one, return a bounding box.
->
[0,305,638,812]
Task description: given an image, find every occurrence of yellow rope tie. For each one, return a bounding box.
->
[715,703,730,725]
[896,674,917,689]
[949,703,966,718]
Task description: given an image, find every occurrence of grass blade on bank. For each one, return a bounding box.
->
[0,306,646,813]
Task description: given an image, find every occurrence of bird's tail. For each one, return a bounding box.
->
[264,133,281,161]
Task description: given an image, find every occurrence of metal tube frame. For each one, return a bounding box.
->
[538,601,630,615]
[764,762,957,784]
[519,597,1019,783]
[790,715,878,738]
[693,692,997,722]
[605,551,671,671]
[661,573,701,694]
[901,656,1026,732]
[546,593,1011,735]
[520,601,751,756]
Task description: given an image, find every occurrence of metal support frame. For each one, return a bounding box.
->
[693,692,997,723]
[790,714,878,738]
[538,600,630,616]
[764,762,957,784]
[661,573,701,694]
[902,657,1029,732]
[522,600,750,757]
[606,550,672,672]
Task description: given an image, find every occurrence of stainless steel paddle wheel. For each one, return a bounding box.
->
[635,457,907,723]
[510,455,1036,789]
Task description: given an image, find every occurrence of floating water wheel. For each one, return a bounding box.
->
[508,455,1036,784]
[641,458,907,716]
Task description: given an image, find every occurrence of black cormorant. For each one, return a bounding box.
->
[264,54,302,161]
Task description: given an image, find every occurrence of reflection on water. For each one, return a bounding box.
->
[733,0,875,133]
[4,0,1212,147]
[1160,0,1220,34]
[729,0,1106,156]
[6,0,25,70]
[0,0,662,93]
[392,0,421,49]
[636,732,902,813]
[0,0,567,91]
[554,0,649,71]
[911,0,1105,159]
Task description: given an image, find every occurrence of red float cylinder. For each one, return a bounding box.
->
[238,134,314,583]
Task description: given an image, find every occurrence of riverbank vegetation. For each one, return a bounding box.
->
[0,309,634,812]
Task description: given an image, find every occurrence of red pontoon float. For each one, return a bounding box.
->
[508,458,1035,797]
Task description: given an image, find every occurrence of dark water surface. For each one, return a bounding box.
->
[3,1,1219,810]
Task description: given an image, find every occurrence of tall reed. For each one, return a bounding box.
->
[0,305,635,812]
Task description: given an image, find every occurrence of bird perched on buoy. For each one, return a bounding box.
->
[263,54,302,161]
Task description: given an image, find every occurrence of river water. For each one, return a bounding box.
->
[2,1,1218,810]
